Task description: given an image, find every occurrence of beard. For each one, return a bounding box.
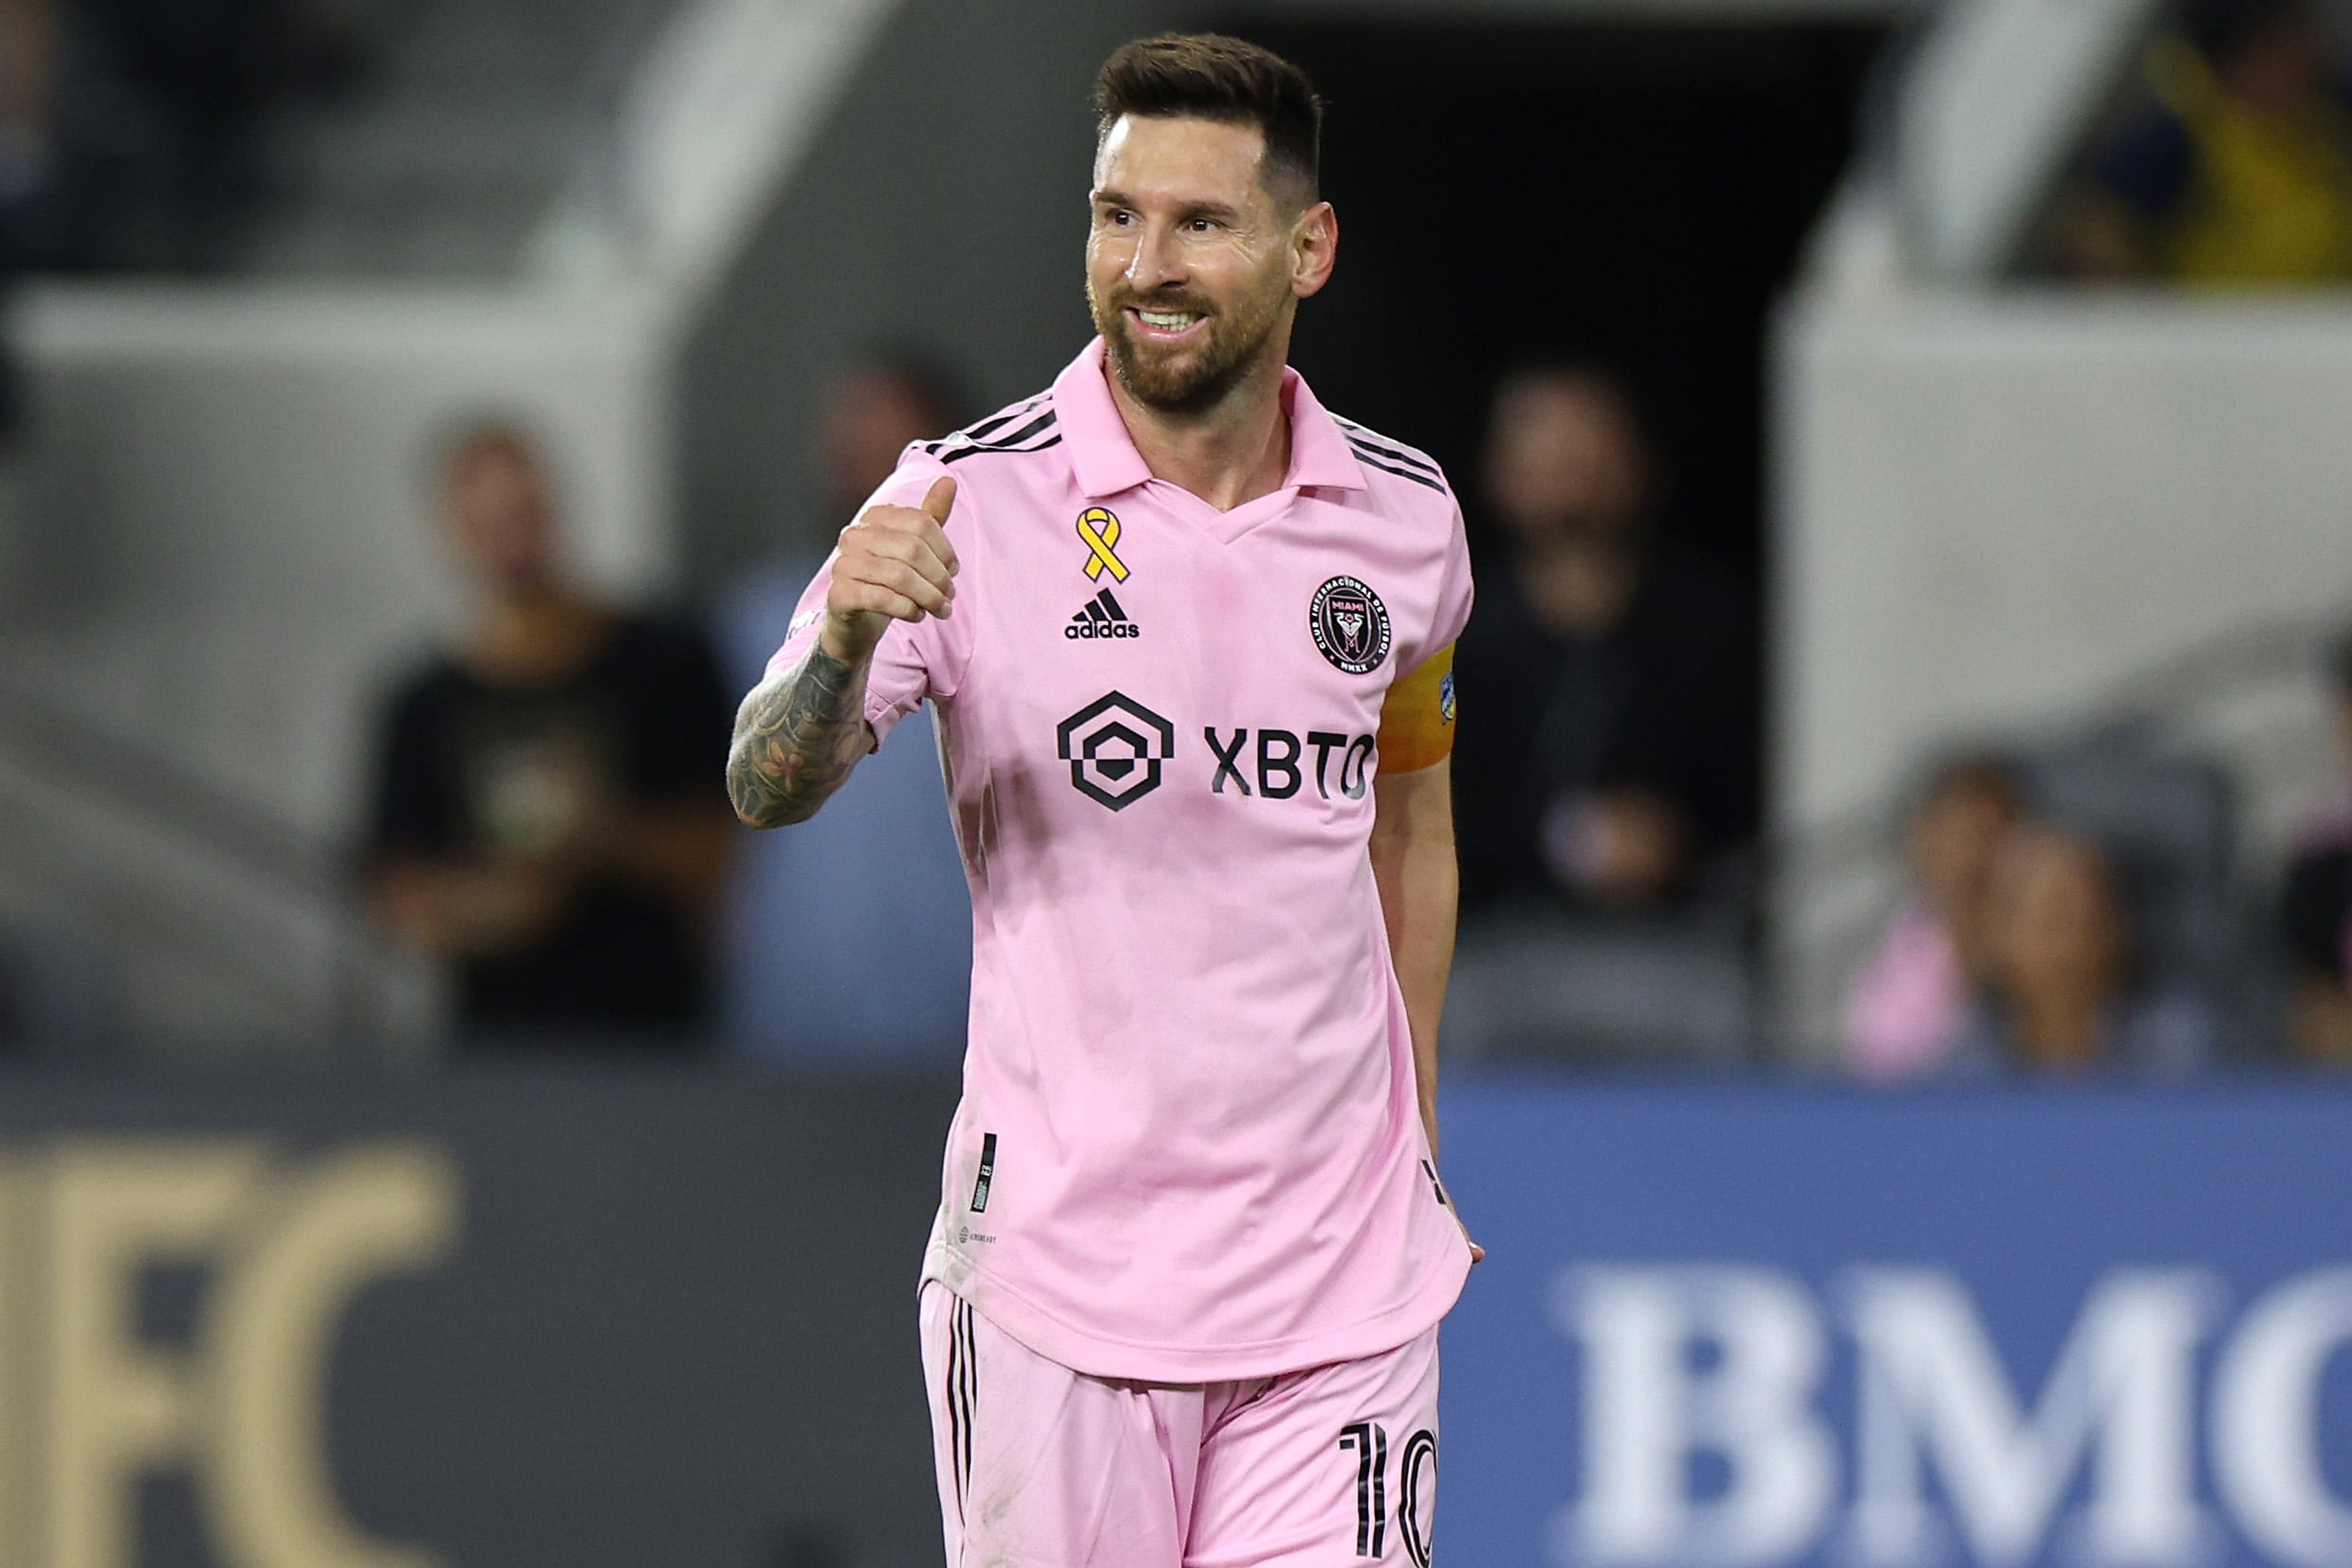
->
[1087,276,1287,416]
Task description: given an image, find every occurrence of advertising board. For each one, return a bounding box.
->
[1440,1083,2352,1568]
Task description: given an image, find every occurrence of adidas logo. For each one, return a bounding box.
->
[1065,588,1141,639]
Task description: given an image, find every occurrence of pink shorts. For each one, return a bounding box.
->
[918,1282,1440,1567]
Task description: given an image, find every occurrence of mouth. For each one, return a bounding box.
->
[1125,305,1209,344]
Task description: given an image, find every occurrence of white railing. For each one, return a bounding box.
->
[0,674,434,1053]
[1895,0,2159,279]
[533,0,904,308]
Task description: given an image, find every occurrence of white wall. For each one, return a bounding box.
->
[1776,285,2352,840]
[4,283,672,847]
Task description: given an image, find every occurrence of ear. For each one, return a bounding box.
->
[1291,200,1338,300]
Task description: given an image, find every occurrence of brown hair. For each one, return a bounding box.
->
[1093,34,1324,209]
[433,417,544,488]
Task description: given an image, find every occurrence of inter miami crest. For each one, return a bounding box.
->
[1309,576,1392,675]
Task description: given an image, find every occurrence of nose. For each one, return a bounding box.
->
[1125,218,1187,292]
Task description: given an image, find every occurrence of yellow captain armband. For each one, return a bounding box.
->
[1376,643,1456,774]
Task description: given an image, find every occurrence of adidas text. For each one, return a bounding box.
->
[1066,588,1141,639]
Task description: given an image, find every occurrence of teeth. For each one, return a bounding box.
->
[1139,310,1199,329]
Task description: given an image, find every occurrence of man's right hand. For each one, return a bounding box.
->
[821,475,961,662]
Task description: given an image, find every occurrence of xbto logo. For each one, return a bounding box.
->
[1055,698,1378,809]
[1056,692,1176,810]
[1205,728,1376,801]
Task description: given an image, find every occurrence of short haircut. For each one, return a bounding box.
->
[1093,33,1324,209]
[1913,747,2024,817]
[1494,360,1649,438]
[852,345,972,433]
[434,416,543,486]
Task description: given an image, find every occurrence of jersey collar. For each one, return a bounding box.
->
[1053,337,1370,502]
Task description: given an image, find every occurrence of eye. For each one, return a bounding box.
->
[1185,217,1219,234]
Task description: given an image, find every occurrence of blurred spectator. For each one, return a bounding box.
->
[1946,825,2217,1076]
[1454,365,1759,917]
[3,0,376,272]
[2055,0,2352,284]
[714,354,974,1066]
[362,421,735,1052]
[1843,752,2023,1082]
[55,0,287,268]
[0,0,51,436]
[0,0,53,246]
[0,944,20,1050]
[2279,632,2352,1063]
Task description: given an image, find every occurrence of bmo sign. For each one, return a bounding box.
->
[1557,1264,2352,1568]
[1435,1088,2352,1568]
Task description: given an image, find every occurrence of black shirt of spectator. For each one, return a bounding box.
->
[1453,366,1760,917]
[367,616,732,1044]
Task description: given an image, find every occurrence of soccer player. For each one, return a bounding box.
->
[728,33,1474,1565]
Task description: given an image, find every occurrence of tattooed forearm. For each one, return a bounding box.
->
[727,642,872,828]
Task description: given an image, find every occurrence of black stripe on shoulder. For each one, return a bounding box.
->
[920,397,1046,456]
[1349,442,1448,493]
[1338,421,1443,478]
[941,434,1061,464]
[928,408,1059,460]
[957,395,1049,444]
[979,409,1057,449]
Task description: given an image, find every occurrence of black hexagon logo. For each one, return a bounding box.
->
[1055,692,1176,810]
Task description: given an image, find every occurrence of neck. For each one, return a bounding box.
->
[467,582,605,681]
[2011,980,2112,1069]
[1523,536,1641,642]
[1109,342,1293,512]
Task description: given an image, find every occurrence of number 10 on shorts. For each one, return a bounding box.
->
[1339,1421,1437,1565]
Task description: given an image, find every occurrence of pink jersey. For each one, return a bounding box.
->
[766,339,1475,1381]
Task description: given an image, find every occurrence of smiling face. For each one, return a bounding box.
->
[1085,113,1334,416]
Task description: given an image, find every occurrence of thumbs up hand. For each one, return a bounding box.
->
[821,475,962,663]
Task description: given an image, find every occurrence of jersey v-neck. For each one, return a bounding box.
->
[1050,337,1368,546]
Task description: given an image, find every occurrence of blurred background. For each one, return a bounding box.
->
[3,0,2352,1563]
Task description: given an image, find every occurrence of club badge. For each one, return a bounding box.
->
[1309,576,1391,675]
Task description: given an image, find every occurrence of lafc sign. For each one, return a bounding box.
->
[1557,1264,2352,1568]
[0,1140,460,1568]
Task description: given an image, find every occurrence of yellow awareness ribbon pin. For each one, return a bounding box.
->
[1077,507,1130,582]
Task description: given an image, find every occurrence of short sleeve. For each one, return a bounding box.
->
[625,619,735,804]
[2282,847,2352,978]
[1375,490,1472,775]
[758,448,982,750]
[1377,642,1456,774]
[1431,490,1475,652]
[364,674,456,858]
